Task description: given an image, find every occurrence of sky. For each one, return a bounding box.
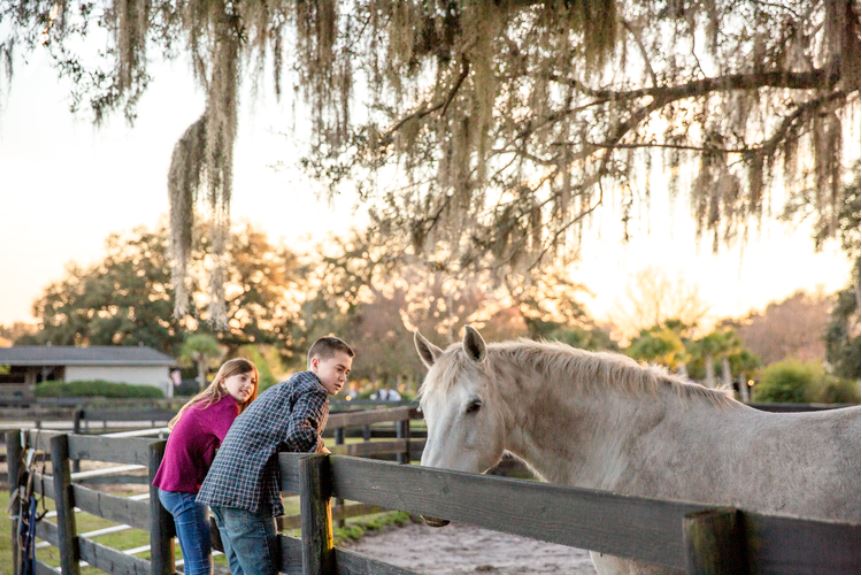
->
[0,50,855,334]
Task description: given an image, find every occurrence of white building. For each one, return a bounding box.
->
[0,346,177,401]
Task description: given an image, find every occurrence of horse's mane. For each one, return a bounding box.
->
[421,338,736,408]
[502,339,737,407]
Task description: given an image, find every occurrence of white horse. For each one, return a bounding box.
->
[414,326,861,574]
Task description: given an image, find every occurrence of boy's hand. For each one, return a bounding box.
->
[317,445,331,455]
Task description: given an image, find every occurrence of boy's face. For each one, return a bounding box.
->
[310,351,353,395]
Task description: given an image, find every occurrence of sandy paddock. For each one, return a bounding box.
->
[342,521,597,575]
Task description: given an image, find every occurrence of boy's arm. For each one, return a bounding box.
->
[282,391,328,452]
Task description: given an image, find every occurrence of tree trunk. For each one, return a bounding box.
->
[721,358,732,387]
[197,356,207,391]
[705,354,715,388]
[738,374,750,403]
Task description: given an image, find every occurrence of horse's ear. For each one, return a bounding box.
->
[462,325,487,363]
[414,331,443,369]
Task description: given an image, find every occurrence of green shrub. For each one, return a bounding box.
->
[752,360,861,404]
[818,376,861,404]
[36,380,164,399]
[752,360,823,403]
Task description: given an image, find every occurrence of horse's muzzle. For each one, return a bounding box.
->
[420,514,450,527]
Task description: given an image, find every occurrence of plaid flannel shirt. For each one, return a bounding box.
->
[196,371,329,516]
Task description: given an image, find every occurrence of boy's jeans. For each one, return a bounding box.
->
[157,489,211,575]
[210,505,279,575]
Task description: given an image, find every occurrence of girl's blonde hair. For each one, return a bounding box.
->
[168,358,260,429]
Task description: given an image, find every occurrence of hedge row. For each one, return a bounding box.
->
[36,380,164,399]
[751,360,860,404]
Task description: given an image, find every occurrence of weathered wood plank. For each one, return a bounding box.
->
[329,457,710,571]
[325,407,413,429]
[80,409,174,422]
[683,508,749,573]
[71,464,146,481]
[35,520,61,547]
[50,435,80,574]
[322,427,428,439]
[77,536,151,575]
[66,434,153,465]
[328,439,425,458]
[71,474,149,486]
[332,440,408,457]
[334,548,416,575]
[33,559,59,575]
[745,512,861,574]
[71,484,150,530]
[277,535,304,574]
[278,453,304,493]
[0,408,74,420]
[299,454,335,574]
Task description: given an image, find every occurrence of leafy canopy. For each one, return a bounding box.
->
[2,1,859,324]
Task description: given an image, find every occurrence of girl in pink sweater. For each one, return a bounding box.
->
[153,358,259,574]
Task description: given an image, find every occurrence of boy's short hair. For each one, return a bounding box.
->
[307,336,355,366]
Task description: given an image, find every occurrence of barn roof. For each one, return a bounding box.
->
[0,346,175,366]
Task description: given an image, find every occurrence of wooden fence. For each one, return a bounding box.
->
[8,430,172,575]
[5,408,425,574]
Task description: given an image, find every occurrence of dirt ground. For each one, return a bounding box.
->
[342,521,597,575]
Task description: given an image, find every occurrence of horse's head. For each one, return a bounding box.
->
[414,326,507,476]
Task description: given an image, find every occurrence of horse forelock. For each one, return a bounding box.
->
[418,344,474,399]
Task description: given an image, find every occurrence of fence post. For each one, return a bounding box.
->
[72,408,84,473]
[683,508,749,573]
[7,429,22,574]
[396,418,411,464]
[50,434,80,574]
[72,408,83,435]
[148,440,175,574]
[299,453,334,574]
[335,427,346,528]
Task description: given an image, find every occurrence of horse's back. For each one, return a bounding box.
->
[739,405,860,523]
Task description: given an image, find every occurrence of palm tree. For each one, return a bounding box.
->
[180,334,222,391]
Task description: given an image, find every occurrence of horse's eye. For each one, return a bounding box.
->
[465,399,483,414]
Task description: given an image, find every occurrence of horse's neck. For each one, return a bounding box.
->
[491,351,729,491]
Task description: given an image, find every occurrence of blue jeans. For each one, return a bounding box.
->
[158,489,211,575]
[210,505,279,575]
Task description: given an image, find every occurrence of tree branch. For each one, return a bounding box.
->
[379,55,471,147]
[546,60,844,102]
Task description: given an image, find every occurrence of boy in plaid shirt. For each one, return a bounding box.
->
[197,336,354,574]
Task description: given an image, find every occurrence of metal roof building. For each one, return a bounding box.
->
[0,346,176,401]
